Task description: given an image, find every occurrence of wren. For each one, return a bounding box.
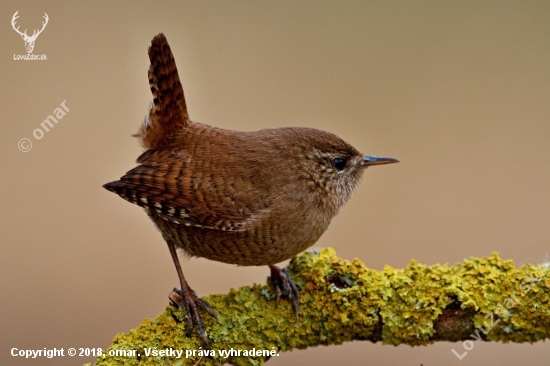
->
[103,33,398,346]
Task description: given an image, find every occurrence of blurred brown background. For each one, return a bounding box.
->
[1,1,549,365]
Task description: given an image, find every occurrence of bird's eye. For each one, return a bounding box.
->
[332,158,346,171]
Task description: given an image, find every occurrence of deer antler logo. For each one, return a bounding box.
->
[12,11,49,54]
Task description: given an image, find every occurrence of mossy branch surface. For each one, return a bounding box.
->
[87,248,550,366]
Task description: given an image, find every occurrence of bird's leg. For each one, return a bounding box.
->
[267,264,300,319]
[166,240,218,348]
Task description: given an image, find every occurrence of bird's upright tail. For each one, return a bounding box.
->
[134,33,189,150]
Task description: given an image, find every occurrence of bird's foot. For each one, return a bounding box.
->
[267,264,300,319]
[169,287,218,348]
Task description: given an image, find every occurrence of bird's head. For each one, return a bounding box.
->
[276,128,398,211]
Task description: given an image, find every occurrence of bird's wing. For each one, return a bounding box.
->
[103,150,268,232]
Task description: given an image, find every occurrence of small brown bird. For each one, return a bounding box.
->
[104,33,398,346]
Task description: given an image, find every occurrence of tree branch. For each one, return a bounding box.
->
[86,248,550,365]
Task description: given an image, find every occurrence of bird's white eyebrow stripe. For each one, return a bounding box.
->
[311,149,336,159]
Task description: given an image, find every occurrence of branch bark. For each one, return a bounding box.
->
[86,248,550,366]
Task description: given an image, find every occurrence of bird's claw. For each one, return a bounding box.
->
[267,265,300,319]
[169,288,218,349]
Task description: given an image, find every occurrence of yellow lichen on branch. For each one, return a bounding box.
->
[86,248,550,366]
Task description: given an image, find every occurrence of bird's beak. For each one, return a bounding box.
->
[362,156,399,167]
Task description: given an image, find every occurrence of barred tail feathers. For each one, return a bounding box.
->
[135,33,188,149]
